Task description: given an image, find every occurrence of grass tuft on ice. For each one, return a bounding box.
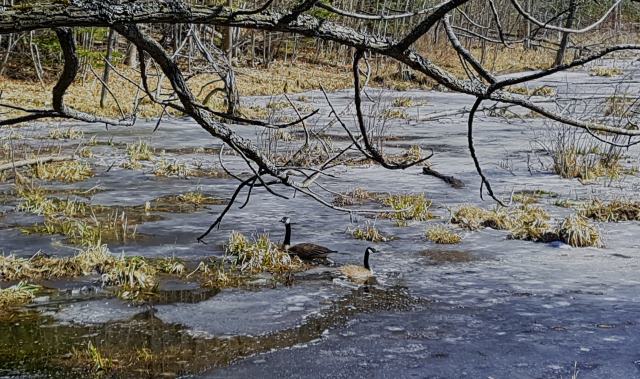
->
[580,199,640,222]
[350,221,393,242]
[558,215,603,248]
[426,225,462,244]
[381,193,434,226]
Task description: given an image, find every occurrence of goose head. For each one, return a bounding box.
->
[363,247,377,270]
[280,216,291,225]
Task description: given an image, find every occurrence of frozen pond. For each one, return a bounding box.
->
[1,58,640,378]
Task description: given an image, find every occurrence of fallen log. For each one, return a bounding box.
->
[422,166,465,189]
[0,155,74,172]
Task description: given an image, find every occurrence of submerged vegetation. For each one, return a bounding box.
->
[0,244,162,300]
[0,282,40,309]
[0,245,187,301]
[15,186,218,245]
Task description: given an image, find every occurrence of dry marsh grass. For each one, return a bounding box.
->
[580,199,640,222]
[425,226,462,244]
[0,245,174,300]
[506,85,556,97]
[553,149,622,181]
[451,204,604,247]
[0,244,112,281]
[590,66,623,77]
[558,215,603,248]
[126,140,154,161]
[31,160,93,182]
[154,257,186,275]
[153,159,190,177]
[121,159,143,170]
[512,193,538,205]
[451,205,512,231]
[0,61,356,120]
[78,147,93,158]
[332,188,384,207]
[421,42,555,78]
[512,189,558,205]
[225,231,304,275]
[15,186,219,245]
[554,199,582,208]
[538,126,626,181]
[47,127,84,140]
[381,193,435,226]
[604,94,635,117]
[452,204,550,241]
[146,192,224,213]
[509,206,554,242]
[381,108,410,120]
[0,43,574,122]
[102,255,158,300]
[392,97,415,107]
[387,145,425,164]
[349,221,393,242]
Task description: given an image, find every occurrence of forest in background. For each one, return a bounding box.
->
[2,0,640,120]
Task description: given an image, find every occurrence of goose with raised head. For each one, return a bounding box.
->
[339,247,376,284]
[280,216,337,260]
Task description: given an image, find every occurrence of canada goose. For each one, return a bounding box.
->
[339,247,376,284]
[280,216,337,260]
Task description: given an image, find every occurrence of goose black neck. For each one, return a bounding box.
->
[284,223,291,246]
[363,249,371,270]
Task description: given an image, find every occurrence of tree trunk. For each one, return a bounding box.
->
[124,41,137,68]
[222,0,233,61]
[100,28,116,108]
[554,0,577,66]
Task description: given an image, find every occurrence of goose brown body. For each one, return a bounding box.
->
[339,247,376,284]
[287,243,336,260]
[280,217,337,260]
